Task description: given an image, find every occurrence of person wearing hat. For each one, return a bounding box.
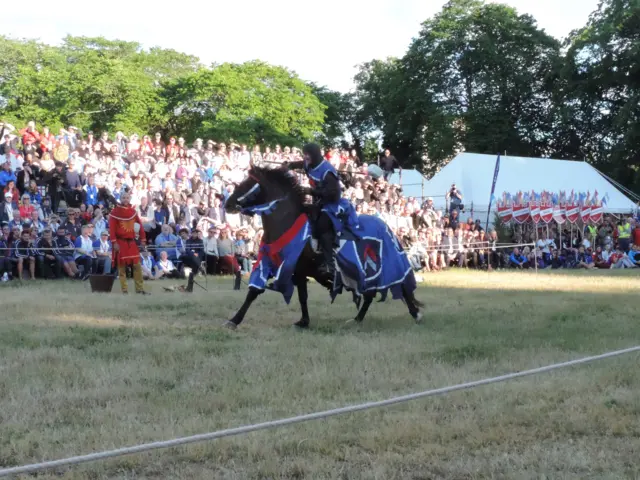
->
[92,230,112,274]
[109,191,149,294]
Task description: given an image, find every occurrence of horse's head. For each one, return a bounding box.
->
[224,169,264,214]
[225,167,302,215]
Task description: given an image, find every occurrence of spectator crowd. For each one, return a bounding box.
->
[1,119,639,283]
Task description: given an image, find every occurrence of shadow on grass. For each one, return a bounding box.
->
[0,325,144,350]
[294,283,639,356]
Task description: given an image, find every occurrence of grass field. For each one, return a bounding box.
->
[1,270,639,479]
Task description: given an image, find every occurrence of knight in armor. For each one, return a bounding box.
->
[284,143,346,276]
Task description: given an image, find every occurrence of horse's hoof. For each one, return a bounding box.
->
[414,311,423,324]
[293,319,309,329]
[345,318,361,325]
[222,320,238,330]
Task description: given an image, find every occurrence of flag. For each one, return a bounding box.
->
[485,153,501,231]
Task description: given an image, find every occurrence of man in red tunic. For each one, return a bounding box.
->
[109,192,149,294]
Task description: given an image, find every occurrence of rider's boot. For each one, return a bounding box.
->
[317,232,336,277]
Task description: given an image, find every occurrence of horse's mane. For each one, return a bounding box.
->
[251,166,306,205]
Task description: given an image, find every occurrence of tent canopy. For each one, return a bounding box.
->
[423,153,638,214]
[387,169,428,200]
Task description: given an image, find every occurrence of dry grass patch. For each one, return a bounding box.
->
[1,270,639,479]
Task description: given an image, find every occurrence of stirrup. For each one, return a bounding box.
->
[310,238,320,253]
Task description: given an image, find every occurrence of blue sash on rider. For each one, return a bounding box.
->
[305,158,335,183]
[305,159,358,233]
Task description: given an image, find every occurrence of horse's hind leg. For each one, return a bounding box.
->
[354,292,375,323]
[402,285,423,324]
[377,290,388,303]
[293,275,310,329]
[224,287,262,330]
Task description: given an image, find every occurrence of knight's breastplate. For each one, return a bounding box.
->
[307,160,342,207]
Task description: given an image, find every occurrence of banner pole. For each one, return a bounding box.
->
[559,222,562,251]
[534,223,539,274]
[485,153,501,233]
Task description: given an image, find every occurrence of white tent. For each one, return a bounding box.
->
[423,152,638,215]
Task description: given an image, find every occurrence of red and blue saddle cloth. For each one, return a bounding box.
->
[244,159,414,304]
[247,207,416,305]
[331,214,416,303]
[248,213,311,304]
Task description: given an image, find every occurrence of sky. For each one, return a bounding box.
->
[5,0,599,92]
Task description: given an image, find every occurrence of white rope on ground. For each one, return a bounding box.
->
[0,242,536,252]
[418,241,535,254]
[1,345,638,478]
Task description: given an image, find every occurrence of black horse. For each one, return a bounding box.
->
[223,166,423,329]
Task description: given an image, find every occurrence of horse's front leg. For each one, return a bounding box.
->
[353,292,375,323]
[224,287,262,330]
[293,275,310,329]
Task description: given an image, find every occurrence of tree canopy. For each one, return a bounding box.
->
[558,0,640,191]
[353,0,640,189]
[0,36,324,146]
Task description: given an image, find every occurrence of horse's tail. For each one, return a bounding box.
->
[409,291,425,309]
[401,281,425,309]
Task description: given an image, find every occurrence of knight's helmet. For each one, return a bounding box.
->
[302,143,323,166]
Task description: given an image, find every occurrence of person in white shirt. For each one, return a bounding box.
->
[73,225,95,279]
[93,231,112,274]
[140,248,161,280]
[156,250,179,278]
[236,145,251,171]
[27,210,45,234]
[536,233,557,262]
[204,227,219,274]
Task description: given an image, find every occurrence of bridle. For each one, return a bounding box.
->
[232,172,286,216]
[235,173,262,206]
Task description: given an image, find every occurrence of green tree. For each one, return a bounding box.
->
[0,37,68,130]
[558,0,640,190]
[309,84,350,147]
[355,0,562,175]
[0,36,198,135]
[163,61,325,145]
[361,136,382,163]
[353,58,417,165]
